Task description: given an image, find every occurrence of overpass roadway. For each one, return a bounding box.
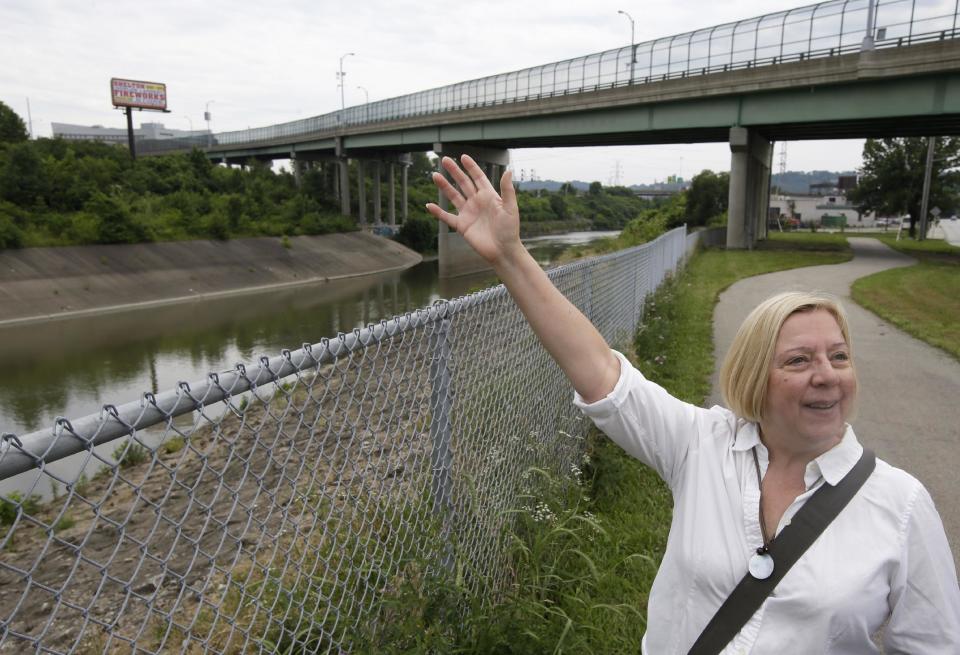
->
[148,37,960,273]
[199,40,960,162]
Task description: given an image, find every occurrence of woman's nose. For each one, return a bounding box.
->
[810,357,840,386]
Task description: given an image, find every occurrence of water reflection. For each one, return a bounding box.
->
[0,232,617,437]
[0,261,496,436]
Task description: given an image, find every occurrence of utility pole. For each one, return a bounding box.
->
[918,136,936,241]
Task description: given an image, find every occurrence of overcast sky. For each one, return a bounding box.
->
[1,0,868,185]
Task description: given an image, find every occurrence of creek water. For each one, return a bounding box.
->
[0,231,616,467]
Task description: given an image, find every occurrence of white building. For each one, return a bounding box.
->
[767,176,891,228]
[51,122,208,143]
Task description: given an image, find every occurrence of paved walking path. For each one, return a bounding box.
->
[708,237,960,570]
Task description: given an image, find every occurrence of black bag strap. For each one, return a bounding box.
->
[687,447,876,655]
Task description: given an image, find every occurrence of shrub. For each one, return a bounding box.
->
[0,491,41,526]
[619,214,668,247]
[112,440,149,468]
[203,209,231,241]
[394,215,437,253]
[0,212,24,249]
[86,192,148,244]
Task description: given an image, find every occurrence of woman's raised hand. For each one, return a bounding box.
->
[426,155,521,265]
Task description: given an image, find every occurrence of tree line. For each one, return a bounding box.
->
[0,100,732,253]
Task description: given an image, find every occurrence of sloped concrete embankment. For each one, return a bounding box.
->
[0,233,422,325]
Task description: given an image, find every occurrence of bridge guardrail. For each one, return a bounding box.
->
[0,227,689,654]
[138,0,960,156]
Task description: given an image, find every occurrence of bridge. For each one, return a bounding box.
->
[142,0,960,275]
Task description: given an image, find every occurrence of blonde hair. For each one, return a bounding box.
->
[719,291,854,421]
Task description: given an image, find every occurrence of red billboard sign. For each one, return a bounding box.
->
[110,78,167,111]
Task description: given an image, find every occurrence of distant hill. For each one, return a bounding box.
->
[517,179,687,193]
[517,180,590,192]
[518,171,857,196]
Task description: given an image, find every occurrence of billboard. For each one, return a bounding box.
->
[110,78,167,111]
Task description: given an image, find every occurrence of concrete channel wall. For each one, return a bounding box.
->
[0,232,421,326]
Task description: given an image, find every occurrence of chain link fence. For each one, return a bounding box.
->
[0,227,689,654]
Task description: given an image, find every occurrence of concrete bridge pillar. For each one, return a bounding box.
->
[401,154,411,223]
[433,142,510,278]
[388,163,397,226]
[727,127,773,249]
[373,161,383,224]
[326,161,340,201]
[357,160,367,226]
[290,149,302,187]
[335,137,351,217]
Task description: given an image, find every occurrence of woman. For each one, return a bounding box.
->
[426,155,960,653]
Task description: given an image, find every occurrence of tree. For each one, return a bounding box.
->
[685,170,729,226]
[0,142,46,206]
[0,101,28,144]
[848,138,960,238]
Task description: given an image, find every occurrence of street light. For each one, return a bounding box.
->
[183,115,193,134]
[862,0,877,50]
[204,100,215,147]
[357,86,369,104]
[338,52,356,110]
[618,9,636,82]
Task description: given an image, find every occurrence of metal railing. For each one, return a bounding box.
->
[0,227,689,654]
[140,0,960,155]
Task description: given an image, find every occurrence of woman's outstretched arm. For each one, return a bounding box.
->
[426,154,620,403]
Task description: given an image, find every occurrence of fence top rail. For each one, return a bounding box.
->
[139,0,955,154]
[0,228,687,481]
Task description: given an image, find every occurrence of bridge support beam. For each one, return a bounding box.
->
[726,127,772,249]
[388,163,397,226]
[373,161,383,224]
[401,154,411,223]
[434,142,509,278]
[357,160,367,226]
[290,149,302,187]
[336,138,351,217]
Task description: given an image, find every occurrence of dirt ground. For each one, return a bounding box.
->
[0,350,436,654]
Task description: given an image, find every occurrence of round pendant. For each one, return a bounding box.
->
[749,552,775,579]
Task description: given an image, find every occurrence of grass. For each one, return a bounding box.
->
[764,231,851,252]
[871,233,960,263]
[851,236,960,361]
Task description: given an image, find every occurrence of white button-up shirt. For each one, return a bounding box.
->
[574,351,960,654]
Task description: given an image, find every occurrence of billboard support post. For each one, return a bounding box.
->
[125,107,136,160]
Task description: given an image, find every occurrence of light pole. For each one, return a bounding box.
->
[338,52,355,110]
[862,0,877,50]
[183,115,193,135]
[357,86,369,104]
[204,100,214,147]
[618,10,636,82]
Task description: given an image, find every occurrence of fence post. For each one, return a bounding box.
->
[429,312,454,570]
[585,264,594,322]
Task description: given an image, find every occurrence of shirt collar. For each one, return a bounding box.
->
[813,425,863,485]
[731,421,864,486]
